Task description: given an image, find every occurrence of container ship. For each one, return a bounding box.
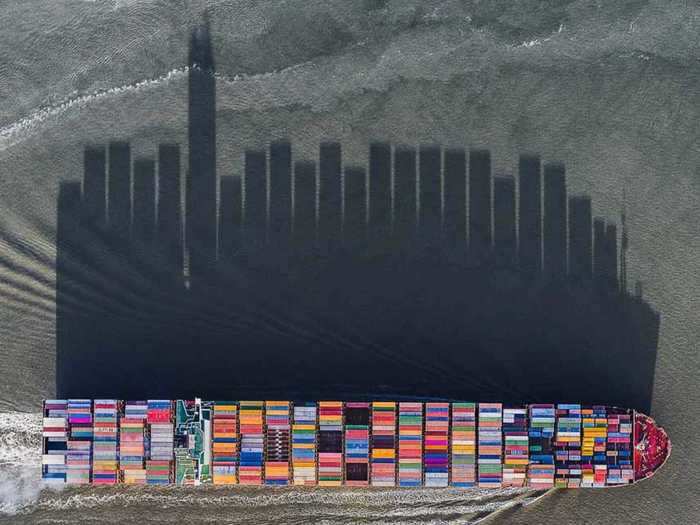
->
[41,399,669,488]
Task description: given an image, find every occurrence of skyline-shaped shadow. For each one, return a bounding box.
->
[54,20,660,411]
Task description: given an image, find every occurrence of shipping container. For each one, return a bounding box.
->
[239,401,264,485]
[451,402,476,487]
[318,401,343,486]
[606,408,634,485]
[398,402,422,487]
[502,407,528,487]
[345,402,370,486]
[478,403,502,488]
[292,403,317,486]
[42,400,68,483]
[212,401,239,485]
[92,400,119,484]
[581,406,608,487]
[371,402,396,487]
[120,401,146,484]
[147,400,173,484]
[424,403,449,487]
[65,399,93,485]
[527,404,555,489]
[265,401,291,485]
[555,404,582,488]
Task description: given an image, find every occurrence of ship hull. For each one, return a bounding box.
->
[41,399,669,488]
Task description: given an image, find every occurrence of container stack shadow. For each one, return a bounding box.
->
[56,140,659,411]
[54,20,659,411]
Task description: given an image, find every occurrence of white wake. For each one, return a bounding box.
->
[0,68,189,152]
[0,411,47,515]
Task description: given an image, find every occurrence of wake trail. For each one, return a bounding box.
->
[0,68,189,152]
[0,411,529,521]
[0,61,315,153]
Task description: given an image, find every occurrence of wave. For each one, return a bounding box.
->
[0,68,189,152]
[25,486,536,524]
[0,60,318,153]
[0,411,42,466]
[30,486,530,510]
[0,411,535,521]
[0,412,46,515]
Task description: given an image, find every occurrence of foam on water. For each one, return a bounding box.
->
[22,487,537,524]
[0,411,535,522]
[29,486,529,510]
[0,60,318,154]
[0,412,41,465]
[0,412,48,515]
[0,68,188,152]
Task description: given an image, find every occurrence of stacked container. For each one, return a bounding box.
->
[527,404,555,488]
[120,401,147,484]
[581,406,608,487]
[318,401,343,486]
[212,402,238,485]
[65,440,92,484]
[593,406,610,487]
[619,411,634,484]
[292,403,317,486]
[398,402,422,487]
[555,404,582,488]
[92,400,119,484]
[145,460,171,484]
[478,403,503,488]
[148,400,174,459]
[502,407,528,487]
[265,401,291,485]
[147,400,173,484]
[450,402,476,487]
[239,401,264,485]
[370,402,396,487]
[344,402,370,486]
[42,400,68,483]
[67,399,93,439]
[125,401,147,420]
[65,399,92,484]
[424,403,449,487]
[606,409,634,485]
[581,407,596,487]
[39,398,654,489]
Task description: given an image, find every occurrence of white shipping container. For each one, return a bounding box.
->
[43,417,66,427]
[42,454,65,465]
[42,431,67,438]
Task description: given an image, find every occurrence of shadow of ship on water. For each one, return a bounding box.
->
[55,143,659,411]
[54,19,659,411]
